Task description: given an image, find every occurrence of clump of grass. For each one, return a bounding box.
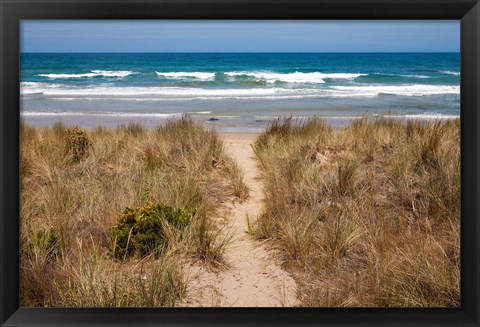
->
[119,122,146,137]
[321,211,362,263]
[255,116,332,152]
[20,116,245,307]
[254,117,460,307]
[23,228,61,261]
[279,209,318,267]
[51,248,185,307]
[109,202,195,259]
[64,126,91,163]
[224,159,249,200]
[194,211,232,266]
[337,160,359,195]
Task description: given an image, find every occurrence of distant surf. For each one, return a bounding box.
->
[37,70,137,79]
[20,83,460,99]
[21,52,460,130]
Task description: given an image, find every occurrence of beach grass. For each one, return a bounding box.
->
[19,116,248,307]
[253,117,460,307]
[19,114,460,307]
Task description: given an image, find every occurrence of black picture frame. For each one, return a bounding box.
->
[1,1,479,326]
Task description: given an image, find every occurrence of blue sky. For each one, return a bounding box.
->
[21,20,460,53]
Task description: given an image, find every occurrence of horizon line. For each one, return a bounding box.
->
[20,51,461,54]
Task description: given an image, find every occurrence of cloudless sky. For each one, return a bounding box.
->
[21,20,460,53]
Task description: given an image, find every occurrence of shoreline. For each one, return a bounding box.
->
[20,113,459,133]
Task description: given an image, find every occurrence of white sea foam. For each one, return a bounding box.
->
[20,82,64,94]
[368,73,431,79]
[399,74,430,79]
[90,70,136,78]
[388,113,459,119]
[328,85,460,97]
[224,71,365,83]
[37,70,136,79]
[38,73,98,79]
[20,83,460,100]
[440,71,460,76]
[21,82,49,87]
[20,85,281,97]
[156,72,215,80]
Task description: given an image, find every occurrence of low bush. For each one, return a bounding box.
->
[65,126,91,162]
[109,202,196,259]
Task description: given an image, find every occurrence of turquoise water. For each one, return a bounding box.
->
[20,53,460,129]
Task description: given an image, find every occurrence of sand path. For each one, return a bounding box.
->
[183,133,298,307]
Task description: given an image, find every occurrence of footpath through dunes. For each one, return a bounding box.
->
[182,133,298,307]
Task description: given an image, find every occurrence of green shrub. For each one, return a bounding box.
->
[23,228,61,261]
[65,127,91,162]
[109,202,196,259]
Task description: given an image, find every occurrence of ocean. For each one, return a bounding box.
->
[20,52,460,131]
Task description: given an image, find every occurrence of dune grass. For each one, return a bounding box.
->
[20,116,248,307]
[253,117,460,307]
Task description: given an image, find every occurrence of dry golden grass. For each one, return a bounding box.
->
[20,116,248,307]
[253,117,460,307]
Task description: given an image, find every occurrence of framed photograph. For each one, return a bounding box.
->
[1,0,479,326]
